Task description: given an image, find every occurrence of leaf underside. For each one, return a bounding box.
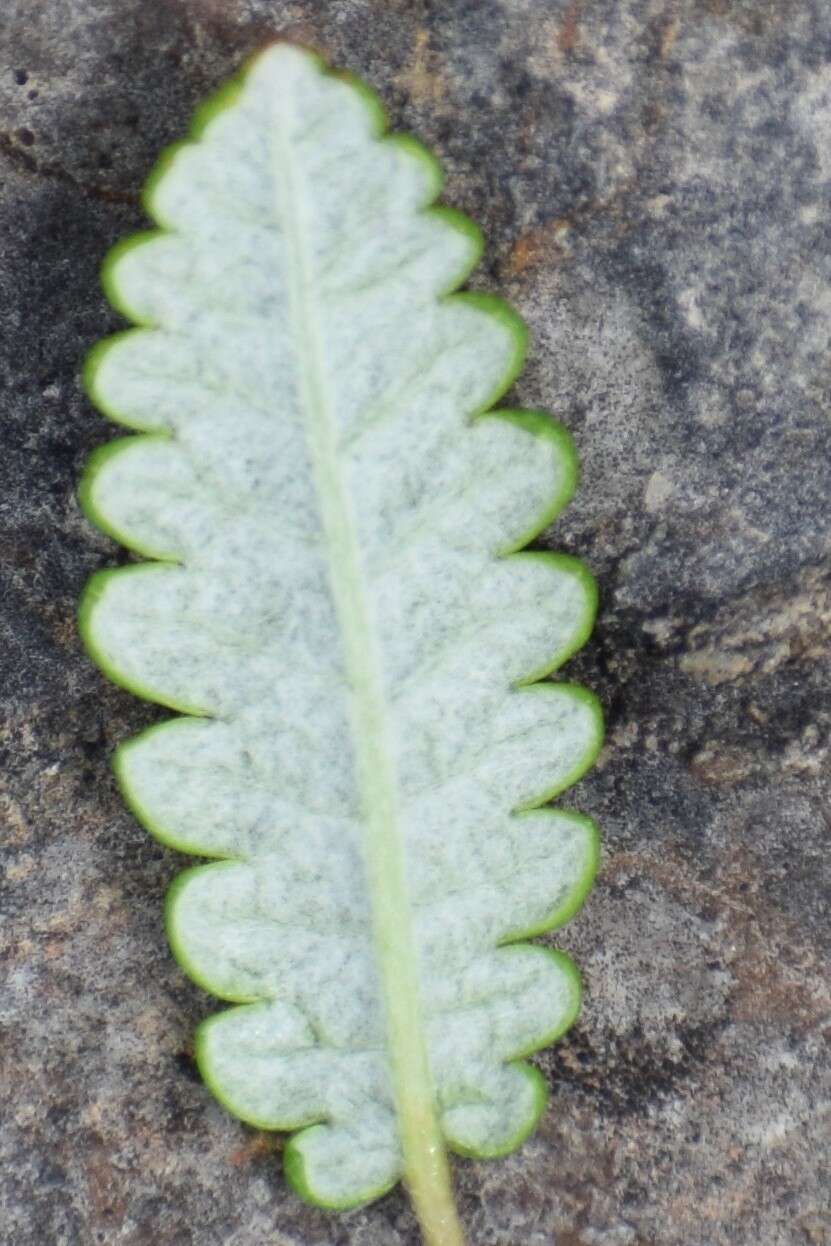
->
[79,44,602,1216]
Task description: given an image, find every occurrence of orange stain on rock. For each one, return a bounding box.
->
[557,0,582,54]
[659,15,681,59]
[228,1133,281,1166]
[504,218,571,278]
[395,29,447,107]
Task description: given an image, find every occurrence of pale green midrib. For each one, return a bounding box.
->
[271,86,464,1243]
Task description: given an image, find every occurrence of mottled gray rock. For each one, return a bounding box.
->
[1,2,830,1244]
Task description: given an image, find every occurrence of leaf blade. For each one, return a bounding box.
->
[80,43,602,1240]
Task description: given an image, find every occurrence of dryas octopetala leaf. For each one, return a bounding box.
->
[78,43,602,1246]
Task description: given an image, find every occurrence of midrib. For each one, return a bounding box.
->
[273,96,464,1245]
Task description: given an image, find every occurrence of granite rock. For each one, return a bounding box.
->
[1,1,829,1244]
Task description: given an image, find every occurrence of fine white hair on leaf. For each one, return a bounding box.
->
[79,42,602,1242]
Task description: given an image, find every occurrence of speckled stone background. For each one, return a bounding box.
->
[1,2,830,1243]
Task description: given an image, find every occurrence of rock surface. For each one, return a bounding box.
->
[1,1,830,1243]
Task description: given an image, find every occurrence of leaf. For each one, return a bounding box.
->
[78,43,602,1246]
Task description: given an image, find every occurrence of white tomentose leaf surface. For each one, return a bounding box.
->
[80,44,602,1219]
